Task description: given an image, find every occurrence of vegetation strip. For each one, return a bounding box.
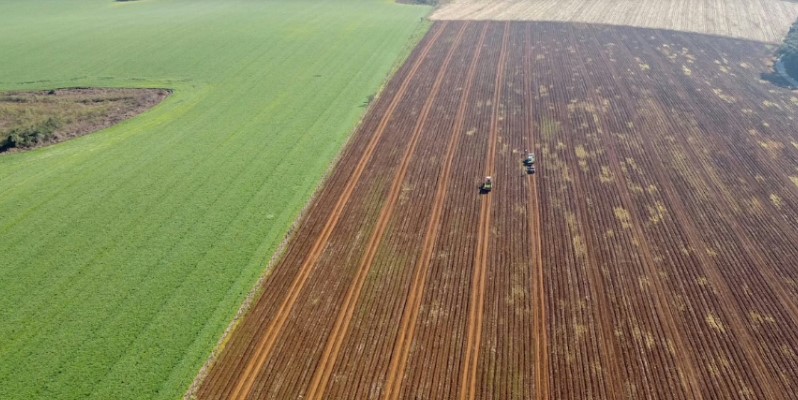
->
[0,2,430,399]
[778,19,798,81]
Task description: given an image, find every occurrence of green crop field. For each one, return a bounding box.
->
[0,1,430,399]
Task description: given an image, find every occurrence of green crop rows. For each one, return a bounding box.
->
[0,1,429,399]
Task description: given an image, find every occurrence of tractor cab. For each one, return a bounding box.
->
[526,164,536,174]
[524,151,536,166]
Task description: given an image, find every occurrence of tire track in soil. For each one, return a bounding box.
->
[522,25,549,400]
[381,23,489,400]
[395,24,501,399]
[530,141,548,400]
[302,22,470,400]
[475,22,533,400]
[458,21,510,400]
[314,23,481,399]
[225,22,449,400]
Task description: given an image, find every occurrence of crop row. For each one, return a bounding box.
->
[198,21,798,400]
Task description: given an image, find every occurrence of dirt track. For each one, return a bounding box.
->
[196,21,798,399]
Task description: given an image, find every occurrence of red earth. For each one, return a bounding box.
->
[195,21,798,400]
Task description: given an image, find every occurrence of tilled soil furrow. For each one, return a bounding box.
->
[397,23,504,400]
[521,24,549,400]
[246,22,460,399]
[381,22,489,400]
[474,21,534,400]
[302,22,470,400]
[198,22,449,400]
[317,24,483,399]
[575,28,706,400]
[197,20,798,400]
[458,21,510,400]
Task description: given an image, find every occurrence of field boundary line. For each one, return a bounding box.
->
[458,21,510,400]
[303,21,470,400]
[382,22,490,400]
[226,22,449,400]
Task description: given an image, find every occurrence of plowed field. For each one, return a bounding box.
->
[195,21,798,399]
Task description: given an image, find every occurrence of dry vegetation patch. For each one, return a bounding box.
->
[432,0,798,43]
[0,88,169,153]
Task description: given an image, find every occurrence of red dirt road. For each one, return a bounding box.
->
[196,21,798,399]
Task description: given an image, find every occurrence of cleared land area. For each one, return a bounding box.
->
[197,20,798,399]
[0,88,169,152]
[0,1,429,399]
[431,0,798,43]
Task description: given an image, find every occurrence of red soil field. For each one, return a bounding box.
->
[194,21,798,399]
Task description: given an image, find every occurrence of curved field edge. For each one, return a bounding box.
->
[0,1,431,400]
[0,88,171,154]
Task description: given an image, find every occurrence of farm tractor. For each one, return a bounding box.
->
[480,176,493,193]
[524,151,536,174]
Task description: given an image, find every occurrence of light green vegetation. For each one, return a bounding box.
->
[0,1,430,399]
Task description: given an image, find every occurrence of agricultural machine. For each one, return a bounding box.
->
[480,176,493,193]
[523,151,536,166]
[524,151,536,174]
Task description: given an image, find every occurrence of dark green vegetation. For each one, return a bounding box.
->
[0,1,429,399]
[0,88,169,152]
[780,19,798,79]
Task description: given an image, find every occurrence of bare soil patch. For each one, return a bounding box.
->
[195,20,798,400]
[0,88,170,154]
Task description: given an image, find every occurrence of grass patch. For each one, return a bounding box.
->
[0,1,431,399]
[0,88,169,152]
